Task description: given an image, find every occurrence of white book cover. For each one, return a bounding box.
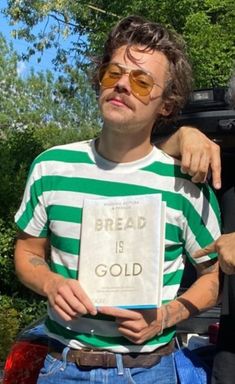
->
[79,194,165,309]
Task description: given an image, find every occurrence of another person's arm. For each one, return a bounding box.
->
[194,233,235,275]
[158,126,221,189]
[15,232,97,321]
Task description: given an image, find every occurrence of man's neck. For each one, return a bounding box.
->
[96,129,154,163]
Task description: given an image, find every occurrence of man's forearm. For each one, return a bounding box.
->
[15,248,97,320]
[15,251,64,297]
[161,267,219,330]
[157,129,181,158]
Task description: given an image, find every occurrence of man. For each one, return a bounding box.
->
[194,195,235,384]
[195,232,235,276]
[14,16,221,383]
[193,72,235,384]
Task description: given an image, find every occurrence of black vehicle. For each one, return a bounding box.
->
[3,88,235,384]
[170,86,235,368]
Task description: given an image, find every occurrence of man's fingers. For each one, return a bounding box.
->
[70,281,97,315]
[181,152,208,183]
[193,242,216,258]
[98,306,140,319]
[180,151,191,175]
[191,171,207,184]
[182,152,210,184]
[53,305,76,322]
[210,146,221,189]
[53,294,85,316]
[220,260,235,275]
[179,131,221,188]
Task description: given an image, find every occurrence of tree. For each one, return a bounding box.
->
[0,34,100,313]
[3,0,235,87]
[0,34,100,220]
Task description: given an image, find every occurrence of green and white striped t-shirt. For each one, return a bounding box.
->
[15,139,221,353]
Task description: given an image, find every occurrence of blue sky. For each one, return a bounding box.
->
[0,1,69,77]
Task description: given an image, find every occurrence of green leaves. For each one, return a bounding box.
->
[183,6,235,87]
[0,19,101,352]
[0,294,46,361]
[4,0,234,87]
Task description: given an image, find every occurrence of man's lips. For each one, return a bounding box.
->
[106,93,134,110]
[109,98,127,107]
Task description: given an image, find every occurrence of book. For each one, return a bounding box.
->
[78,194,166,309]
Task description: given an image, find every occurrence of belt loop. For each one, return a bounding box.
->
[60,346,70,371]
[115,353,124,375]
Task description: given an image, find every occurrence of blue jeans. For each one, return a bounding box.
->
[37,350,177,383]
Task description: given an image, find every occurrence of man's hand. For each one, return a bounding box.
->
[194,233,235,275]
[45,276,97,321]
[14,232,97,322]
[158,126,221,189]
[98,307,163,344]
[178,127,221,189]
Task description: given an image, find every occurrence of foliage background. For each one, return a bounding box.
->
[0,33,100,360]
[3,0,235,87]
[0,0,234,360]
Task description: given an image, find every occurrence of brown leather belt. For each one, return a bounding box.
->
[49,339,174,368]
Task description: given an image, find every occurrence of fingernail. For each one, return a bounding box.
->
[91,309,97,316]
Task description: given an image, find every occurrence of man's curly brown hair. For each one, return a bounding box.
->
[95,15,192,129]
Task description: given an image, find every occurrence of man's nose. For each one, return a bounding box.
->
[114,73,132,94]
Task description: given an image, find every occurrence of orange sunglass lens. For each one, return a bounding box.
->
[99,64,122,87]
[99,64,153,97]
[130,71,154,96]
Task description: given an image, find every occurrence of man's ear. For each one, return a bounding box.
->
[160,101,173,116]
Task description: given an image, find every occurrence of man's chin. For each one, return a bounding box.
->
[102,109,131,126]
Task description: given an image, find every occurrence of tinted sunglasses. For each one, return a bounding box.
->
[98,62,163,98]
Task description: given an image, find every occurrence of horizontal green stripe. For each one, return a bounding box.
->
[45,317,175,348]
[47,205,82,223]
[16,220,48,238]
[162,299,175,304]
[208,252,218,260]
[29,148,94,176]
[144,162,221,239]
[50,261,77,279]
[39,224,49,237]
[201,183,221,222]
[50,232,80,255]
[16,179,43,230]
[164,269,183,286]
[165,245,183,261]
[143,161,190,180]
[165,223,183,243]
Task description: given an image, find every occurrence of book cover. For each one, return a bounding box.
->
[79,194,165,309]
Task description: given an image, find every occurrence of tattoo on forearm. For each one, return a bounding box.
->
[163,297,199,329]
[163,304,172,328]
[163,301,187,328]
[161,264,219,331]
[29,256,48,268]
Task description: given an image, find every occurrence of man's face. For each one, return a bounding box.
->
[99,45,170,136]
